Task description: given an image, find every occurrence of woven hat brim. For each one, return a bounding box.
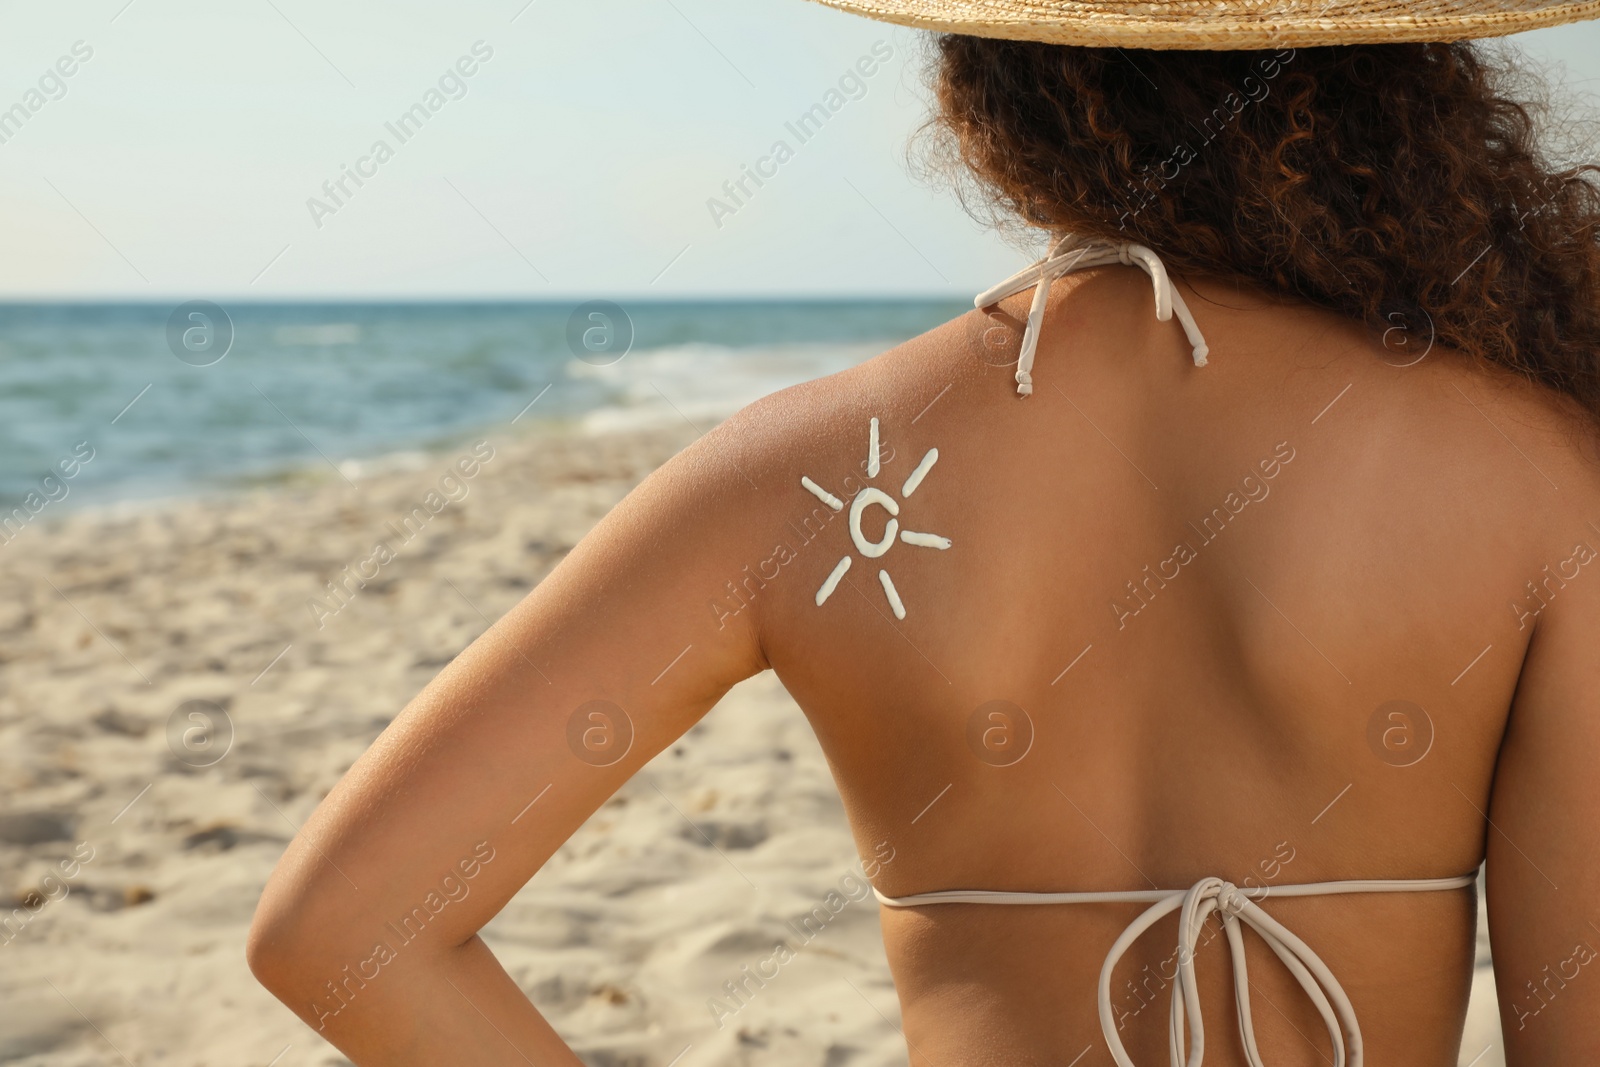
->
[804,0,1600,48]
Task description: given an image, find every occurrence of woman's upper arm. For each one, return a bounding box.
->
[1487,563,1600,1062]
[247,402,780,1003]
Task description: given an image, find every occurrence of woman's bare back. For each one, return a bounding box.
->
[752,265,1600,1065]
[248,262,1600,1066]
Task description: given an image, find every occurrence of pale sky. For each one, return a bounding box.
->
[0,0,1597,299]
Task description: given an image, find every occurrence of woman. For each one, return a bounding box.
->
[248,0,1600,1063]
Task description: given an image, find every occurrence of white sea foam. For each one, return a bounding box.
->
[572,340,887,435]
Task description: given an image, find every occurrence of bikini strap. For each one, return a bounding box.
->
[974,233,1211,397]
[874,871,1477,1067]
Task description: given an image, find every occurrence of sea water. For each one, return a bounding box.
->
[0,300,963,510]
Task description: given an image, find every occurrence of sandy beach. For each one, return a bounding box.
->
[0,417,1505,1066]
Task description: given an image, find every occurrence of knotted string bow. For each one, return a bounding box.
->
[1094,874,1478,1067]
[874,871,1477,1067]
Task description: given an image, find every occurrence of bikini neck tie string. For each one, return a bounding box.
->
[1097,875,1364,1067]
[974,233,1210,398]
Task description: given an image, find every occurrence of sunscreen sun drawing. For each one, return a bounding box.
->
[800,417,950,620]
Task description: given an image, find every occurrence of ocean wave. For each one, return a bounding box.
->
[571,340,888,434]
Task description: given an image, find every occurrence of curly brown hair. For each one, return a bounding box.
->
[923,37,1600,424]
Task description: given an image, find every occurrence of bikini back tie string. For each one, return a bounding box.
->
[975,233,1211,397]
[873,871,1478,1067]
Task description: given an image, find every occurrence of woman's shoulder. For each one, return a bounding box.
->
[689,308,993,501]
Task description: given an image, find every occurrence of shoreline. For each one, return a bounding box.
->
[0,410,615,531]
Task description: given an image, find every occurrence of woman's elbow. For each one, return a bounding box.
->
[246,884,314,997]
[246,865,353,1007]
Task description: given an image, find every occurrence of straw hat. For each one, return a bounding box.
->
[803,0,1600,48]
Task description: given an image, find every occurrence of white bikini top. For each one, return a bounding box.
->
[975,233,1212,397]
[873,871,1478,1067]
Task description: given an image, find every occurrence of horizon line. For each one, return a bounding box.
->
[0,292,976,306]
